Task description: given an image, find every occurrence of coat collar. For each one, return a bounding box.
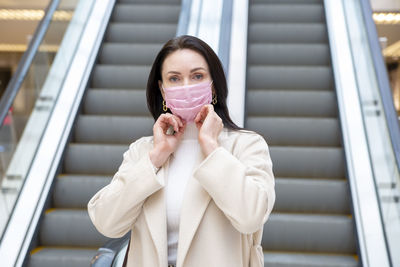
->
[142,129,229,267]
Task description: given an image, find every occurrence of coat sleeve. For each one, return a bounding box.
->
[87,138,165,238]
[193,132,275,234]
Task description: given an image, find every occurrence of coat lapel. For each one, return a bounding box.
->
[176,148,211,267]
[142,129,229,267]
[143,157,170,267]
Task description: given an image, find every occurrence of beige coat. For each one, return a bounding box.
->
[88,128,275,267]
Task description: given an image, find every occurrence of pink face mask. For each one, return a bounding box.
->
[162,81,213,122]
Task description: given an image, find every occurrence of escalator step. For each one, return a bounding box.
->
[268,146,345,178]
[246,90,337,117]
[64,144,127,175]
[28,0,180,265]
[92,65,151,89]
[83,89,148,116]
[263,213,356,253]
[53,175,111,209]
[40,210,109,247]
[249,4,324,23]
[112,4,180,23]
[251,0,322,4]
[99,43,163,65]
[246,117,341,146]
[275,178,350,213]
[263,251,358,267]
[106,23,176,43]
[74,115,153,144]
[248,43,330,66]
[28,247,98,267]
[249,23,328,43]
[247,65,333,90]
[119,0,181,4]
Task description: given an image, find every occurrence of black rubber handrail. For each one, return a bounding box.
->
[359,0,400,171]
[0,0,61,127]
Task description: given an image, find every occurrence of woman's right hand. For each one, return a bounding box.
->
[149,113,185,168]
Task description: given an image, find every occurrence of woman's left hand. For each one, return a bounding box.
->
[194,104,224,156]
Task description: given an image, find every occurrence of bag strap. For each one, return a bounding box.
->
[122,238,131,267]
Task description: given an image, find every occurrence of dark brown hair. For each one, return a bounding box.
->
[146,35,241,130]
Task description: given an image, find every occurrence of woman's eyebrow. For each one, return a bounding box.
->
[190,67,206,72]
[167,71,181,74]
[166,67,206,75]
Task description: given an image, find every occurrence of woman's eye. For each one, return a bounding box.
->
[193,74,203,80]
[169,76,179,82]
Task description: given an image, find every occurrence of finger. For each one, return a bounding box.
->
[203,104,214,116]
[177,123,186,135]
[194,111,202,124]
[157,114,172,132]
[194,105,208,123]
[174,127,184,139]
[205,104,214,111]
[168,116,179,132]
[172,115,184,127]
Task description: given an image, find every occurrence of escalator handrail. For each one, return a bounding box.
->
[218,0,233,72]
[0,0,60,127]
[359,0,400,171]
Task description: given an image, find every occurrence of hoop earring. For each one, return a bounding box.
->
[212,94,217,105]
[162,100,167,112]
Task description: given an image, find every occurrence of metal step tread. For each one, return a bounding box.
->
[246,90,337,117]
[265,213,356,253]
[83,89,148,116]
[263,251,358,267]
[251,0,322,3]
[246,116,341,146]
[112,4,180,24]
[247,65,333,90]
[64,143,130,175]
[40,209,109,247]
[74,115,153,144]
[266,145,345,179]
[249,4,324,24]
[99,43,163,65]
[248,43,330,66]
[120,0,181,3]
[28,247,98,267]
[54,175,111,209]
[274,177,350,213]
[91,65,151,89]
[248,23,328,44]
[105,23,176,43]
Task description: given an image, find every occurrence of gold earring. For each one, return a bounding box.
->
[212,93,217,105]
[162,100,167,112]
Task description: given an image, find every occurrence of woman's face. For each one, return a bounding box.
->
[159,49,212,94]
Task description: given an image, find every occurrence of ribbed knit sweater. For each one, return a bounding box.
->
[166,122,200,265]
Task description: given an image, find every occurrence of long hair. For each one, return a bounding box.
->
[146,35,242,130]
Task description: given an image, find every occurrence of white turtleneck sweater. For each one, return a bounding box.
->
[166,122,200,265]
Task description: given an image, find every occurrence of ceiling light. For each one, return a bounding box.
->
[0,9,73,21]
[373,12,400,25]
[383,40,400,59]
[0,43,58,52]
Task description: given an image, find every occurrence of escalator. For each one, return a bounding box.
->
[245,0,359,266]
[0,0,397,266]
[26,0,181,266]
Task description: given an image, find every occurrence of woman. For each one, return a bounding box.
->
[88,35,275,267]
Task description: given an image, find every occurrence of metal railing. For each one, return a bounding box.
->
[0,0,61,128]
[341,0,400,265]
[324,0,391,266]
[0,0,116,265]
